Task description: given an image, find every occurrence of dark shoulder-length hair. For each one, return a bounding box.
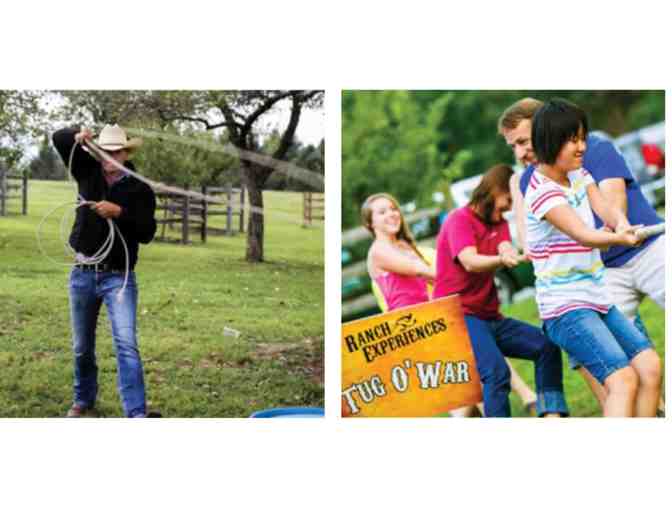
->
[468,164,514,224]
[532,98,588,165]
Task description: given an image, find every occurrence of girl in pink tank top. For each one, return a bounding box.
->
[374,271,429,311]
[361,193,434,311]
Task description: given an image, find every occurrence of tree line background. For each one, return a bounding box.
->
[342,90,665,229]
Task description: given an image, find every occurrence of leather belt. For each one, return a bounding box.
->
[74,263,125,273]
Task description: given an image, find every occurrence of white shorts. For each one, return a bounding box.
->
[603,234,665,321]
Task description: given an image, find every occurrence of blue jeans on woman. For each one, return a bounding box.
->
[69,268,146,417]
[544,306,653,385]
[464,315,568,417]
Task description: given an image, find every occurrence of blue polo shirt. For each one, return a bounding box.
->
[519,133,663,268]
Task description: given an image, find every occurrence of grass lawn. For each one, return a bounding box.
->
[502,297,665,417]
[0,179,324,417]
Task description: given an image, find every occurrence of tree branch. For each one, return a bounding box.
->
[273,93,304,160]
[217,100,243,146]
[241,91,295,136]
[157,110,230,131]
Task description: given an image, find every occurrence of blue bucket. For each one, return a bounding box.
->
[249,407,324,418]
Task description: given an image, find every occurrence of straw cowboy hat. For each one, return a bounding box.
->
[96,124,143,151]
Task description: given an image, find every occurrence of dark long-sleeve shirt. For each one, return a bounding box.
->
[52,127,157,271]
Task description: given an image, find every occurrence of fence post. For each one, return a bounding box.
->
[239,185,245,233]
[226,183,233,236]
[201,184,208,243]
[303,192,312,227]
[0,168,6,217]
[22,170,28,215]
[182,185,190,245]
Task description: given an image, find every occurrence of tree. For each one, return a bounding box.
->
[58,90,162,127]
[28,133,66,180]
[264,135,324,191]
[0,90,46,168]
[341,90,449,228]
[148,90,324,262]
[129,124,238,188]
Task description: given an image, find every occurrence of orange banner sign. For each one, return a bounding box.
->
[342,295,482,417]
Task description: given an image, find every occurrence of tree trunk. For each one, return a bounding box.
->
[244,168,264,262]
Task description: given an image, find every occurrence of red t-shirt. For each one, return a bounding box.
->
[433,206,510,320]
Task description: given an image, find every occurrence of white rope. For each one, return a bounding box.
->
[36,141,130,301]
[83,138,317,227]
[124,127,324,192]
[635,223,665,241]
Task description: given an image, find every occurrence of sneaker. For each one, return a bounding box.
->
[66,404,98,418]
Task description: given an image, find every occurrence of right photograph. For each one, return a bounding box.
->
[341,90,665,418]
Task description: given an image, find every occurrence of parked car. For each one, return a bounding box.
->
[612,122,665,208]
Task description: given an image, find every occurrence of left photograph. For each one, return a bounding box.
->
[0,90,324,418]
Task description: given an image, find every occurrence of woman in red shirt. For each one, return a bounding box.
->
[433,164,568,417]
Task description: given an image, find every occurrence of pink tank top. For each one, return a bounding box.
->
[375,271,429,311]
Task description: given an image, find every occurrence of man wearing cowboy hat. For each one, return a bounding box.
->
[53,124,158,418]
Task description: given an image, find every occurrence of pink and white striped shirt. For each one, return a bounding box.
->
[524,168,609,320]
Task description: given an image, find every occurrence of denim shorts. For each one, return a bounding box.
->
[566,312,652,370]
[543,306,653,385]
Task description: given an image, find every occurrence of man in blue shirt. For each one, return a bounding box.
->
[498,97,665,413]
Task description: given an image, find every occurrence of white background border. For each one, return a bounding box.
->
[2,2,670,508]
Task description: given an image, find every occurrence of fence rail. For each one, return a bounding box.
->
[156,184,245,244]
[303,192,324,227]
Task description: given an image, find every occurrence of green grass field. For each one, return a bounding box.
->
[0,180,324,417]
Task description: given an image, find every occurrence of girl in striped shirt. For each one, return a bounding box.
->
[524,99,661,417]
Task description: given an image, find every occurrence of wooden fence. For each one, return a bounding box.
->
[156,184,245,244]
[0,167,28,216]
[303,192,324,227]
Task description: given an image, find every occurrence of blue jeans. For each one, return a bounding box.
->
[464,315,568,418]
[69,268,146,417]
[544,306,653,385]
[567,312,652,370]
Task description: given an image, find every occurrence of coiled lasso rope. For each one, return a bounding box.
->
[36,139,130,301]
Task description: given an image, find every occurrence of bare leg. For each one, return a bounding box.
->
[506,359,537,413]
[602,366,638,417]
[578,367,607,411]
[450,405,480,418]
[629,349,661,417]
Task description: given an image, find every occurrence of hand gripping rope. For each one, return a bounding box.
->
[36,140,130,301]
[634,223,665,241]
